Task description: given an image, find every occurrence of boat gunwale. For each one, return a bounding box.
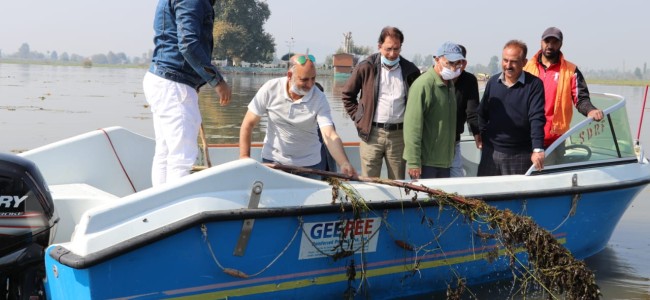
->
[530,157,641,175]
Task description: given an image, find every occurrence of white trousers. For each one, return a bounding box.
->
[142,72,201,186]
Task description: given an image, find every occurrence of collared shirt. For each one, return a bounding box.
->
[375,63,406,123]
[248,77,334,166]
[498,71,526,88]
[478,71,546,153]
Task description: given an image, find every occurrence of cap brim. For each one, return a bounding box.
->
[445,53,465,62]
[542,34,562,41]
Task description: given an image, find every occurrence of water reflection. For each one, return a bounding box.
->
[198,74,267,144]
[198,73,359,145]
[585,247,650,298]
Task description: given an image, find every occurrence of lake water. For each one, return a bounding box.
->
[1,63,648,298]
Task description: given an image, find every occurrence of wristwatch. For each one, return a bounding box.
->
[533,148,545,153]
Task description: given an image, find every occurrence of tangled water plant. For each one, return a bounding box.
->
[267,164,601,299]
[450,197,600,299]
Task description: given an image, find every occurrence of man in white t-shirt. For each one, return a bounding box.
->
[239,54,357,179]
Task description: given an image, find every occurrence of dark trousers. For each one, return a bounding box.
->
[421,166,451,178]
[477,146,531,176]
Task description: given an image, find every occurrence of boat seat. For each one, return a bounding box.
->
[20,127,155,197]
[48,183,118,244]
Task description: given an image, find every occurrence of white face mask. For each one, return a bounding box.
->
[381,55,400,67]
[440,66,461,80]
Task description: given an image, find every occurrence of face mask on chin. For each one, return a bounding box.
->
[440,66,462,80]
[381,55,400,67]
[290,82,311,96]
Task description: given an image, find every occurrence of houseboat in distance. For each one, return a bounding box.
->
[332,53,354,79]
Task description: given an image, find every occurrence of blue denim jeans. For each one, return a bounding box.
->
[450,142,465,177]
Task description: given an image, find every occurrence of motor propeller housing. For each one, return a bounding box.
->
[0,153,56,299]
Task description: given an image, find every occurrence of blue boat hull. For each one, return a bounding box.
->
[44,185,642,299]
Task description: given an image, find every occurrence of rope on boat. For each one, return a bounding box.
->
[101,128,137,193]
[330,179,477,298]
[266,164,601,299]
[636,85,648,141]
[193,163,598,298]
[548,194,580,233]
[200,220,301,279]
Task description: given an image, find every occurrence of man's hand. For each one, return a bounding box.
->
[474,134,483,149]
[587,109,604,121]
[215,80,232,106]
[531,152,545,171]
[408,168,421,180]
[340,162,357,178]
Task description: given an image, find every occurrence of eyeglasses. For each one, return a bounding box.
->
[441,59,464,70]
[381,46,401,53]
[295,54,316,65]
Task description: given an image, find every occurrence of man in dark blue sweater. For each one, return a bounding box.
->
[477,40,546,176]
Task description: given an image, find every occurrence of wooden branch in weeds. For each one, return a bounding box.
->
[267,163,601,299]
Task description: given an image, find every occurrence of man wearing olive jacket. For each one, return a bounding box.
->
[403,42,464,179]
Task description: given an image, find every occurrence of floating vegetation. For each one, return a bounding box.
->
[446,278,466,300]
[1,105,46,112]
[445,196,600,299]
[268,164,601,300]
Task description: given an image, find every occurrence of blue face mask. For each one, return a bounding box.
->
[381,55,400,67]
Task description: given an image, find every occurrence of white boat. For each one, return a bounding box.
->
[0,93,648,299]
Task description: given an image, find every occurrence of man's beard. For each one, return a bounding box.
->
[290,80,312,96]
[543,49,559,60]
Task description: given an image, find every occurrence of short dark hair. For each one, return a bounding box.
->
[378,26,404,44]
[458,45,467,58]
[503,40,527,60]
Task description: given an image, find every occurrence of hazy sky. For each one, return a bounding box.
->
[1,0,648,71]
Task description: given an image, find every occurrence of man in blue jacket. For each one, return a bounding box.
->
[143,0,231,186]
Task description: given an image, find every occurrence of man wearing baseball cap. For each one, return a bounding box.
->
[403,42,465,179]
[524,27,604,164]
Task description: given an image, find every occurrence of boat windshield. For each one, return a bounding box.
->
[528,93,637,174]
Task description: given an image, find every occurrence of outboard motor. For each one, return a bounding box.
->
[0,153,56,300]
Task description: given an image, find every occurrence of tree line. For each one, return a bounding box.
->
[1,0,647,81]
[1,43,152,66]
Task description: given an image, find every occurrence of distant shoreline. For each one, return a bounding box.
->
[0,59,148,69]
[218,66,338,77]
[1,61,647,87]
[587,79,650,87]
